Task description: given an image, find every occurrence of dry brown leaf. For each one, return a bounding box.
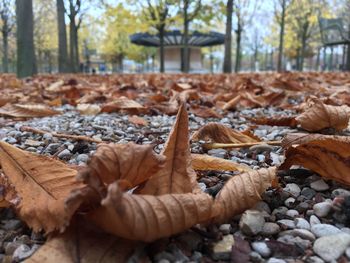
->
[0,97,14,107]
[77,104,101,115]
[0,173,18,208]
[87,181,215,242]
[138,103,199,195]
[26,220,137,263]
[281,133,338,148]
[191,154,252,173]
[128,115,148,126]
[295,99,350,131]
[250,116,297,127]
[280,136,350,186]
[0,104,60,118]
[213,167,276,223]
[0,141,83,233]
[101,97,145,114]
[191,123,260,144]
[190,106,222,118]
[79,143,165,190]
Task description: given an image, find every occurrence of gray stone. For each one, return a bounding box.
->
[43,133,53,141]
[13,244,39,262]
[176,232,202,251]
[332,188,350,198]
[279,229,315,241]
[306,256,325,263]
[286,210,299,218]
[261,222,280,236]
[1,219,22,231]
[277,219,295,229]
[5,242,21,255]
[57,149,72,160]
[207,148,227,158]
[250,251,263,263]
[251,242,271,257]
[284,183,301,198]
[346,247,350,259]
[295,218,311,230]
[253,201,271,214]
[313,202,332,218]
[272,207,288,216]
[198,182,206,192]
[309,215,321,226]
[219,224,231,235]
[310,180,329,191]
[284,197,295,208]
[341,227,350,235]
[5,137,17,144]
[239,210,265,236]
[211,235,234,260]
[266,258,287,263]
[311,224,341,237]
[76,154,89,163]
[191,251,202,261]
[249,144,274,153]
[295,202,310,213]
[277,235,311,250]
[301,187,316,199]
[45,143,61,154]
[313,233,350,262]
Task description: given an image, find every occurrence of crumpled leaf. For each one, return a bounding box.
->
[26,220,137,263]
[0,104,60,118]
[190,106,222,118]
[0,141,83,233]
[280,135,350,186]
[281,133,339,148]
[295,99,350,131]
[0,172,18,208]
[213,167,276,223]
[191,123,260,144]
[77,104,101,115]
[78,143,165,190]
[87,181,216,242]
[138,103,199,195]
[191,154,252,173]
[101,97,145,114]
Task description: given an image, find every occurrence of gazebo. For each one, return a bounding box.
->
[130,30,225,72]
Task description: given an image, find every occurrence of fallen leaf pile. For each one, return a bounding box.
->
[1,72,350,119]
[1,72,350,261]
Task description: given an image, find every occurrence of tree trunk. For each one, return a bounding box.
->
[315,47,320,71]
[234,24,242,73]
[277,0,286,72]
[347,44,350,71]
[56,0,69,72]
[323,46,327,71]
[183,3,190,73]
[16,0,37,78]
[118,54,124,73]
[69,21,76,72]
[2,32,9,73]
[223,0,233,73]
[159,27,165,72]
[74,27,79,70]
[329,47,333,71]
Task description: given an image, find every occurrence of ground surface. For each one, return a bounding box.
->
[0,73,350,262]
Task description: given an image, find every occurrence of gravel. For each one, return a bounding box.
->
[1,106,350,262]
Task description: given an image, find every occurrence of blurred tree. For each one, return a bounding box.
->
[223,0,233,73]
[140,0,175,73]
[232,0,258,72]
[275,0,291,72]
[34,0,58,73]
[0,0,15,73]
[178,0,202,73]
[56,0,69,72]
[16,0,37,78]
[100,3,152,72]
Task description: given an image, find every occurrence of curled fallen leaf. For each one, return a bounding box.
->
[249,115,297,127]
[191,123,260,144]
[213,167,276,224]
[280,135,350,186]
[0,104,60,118]
[87,181,216,242]
[0,141,83,233]
[191,154,252,173]
[128,115,148,126]
[79,143,165,189]
[295,99,350,131]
